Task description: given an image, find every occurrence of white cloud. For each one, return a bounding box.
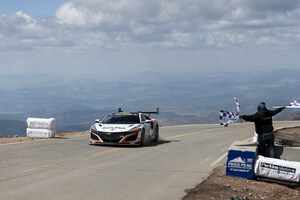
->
[257,36,277,46]
[246,0,299,12]
[15,11,35,23]
[1,0,300,50]
[1,0,300,76]
[50,0,300,49]
[56,1,86,26]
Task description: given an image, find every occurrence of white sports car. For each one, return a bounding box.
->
[90,108,159,146]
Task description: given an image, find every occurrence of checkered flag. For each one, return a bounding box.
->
[288,100,300,108]
[219,97,240,127]
[219,110,239,127]
[273,100,300,109]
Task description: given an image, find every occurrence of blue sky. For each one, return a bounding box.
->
[0,0,66,17]
[1,0,300,80]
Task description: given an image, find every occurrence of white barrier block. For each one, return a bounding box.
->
[254,155,300,182]
[27,118,56,130]
[26,128,55,138]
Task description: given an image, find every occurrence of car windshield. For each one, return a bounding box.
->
[102,115,140,124]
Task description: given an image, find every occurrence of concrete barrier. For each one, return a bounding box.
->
[227,126,300,182]
[228,127,300,161]
[228,139,258,153]
[276,146,300,162]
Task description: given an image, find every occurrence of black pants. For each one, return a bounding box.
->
[257,132,275,158]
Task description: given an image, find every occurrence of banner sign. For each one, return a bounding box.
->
[254,155,300,182]
[226,150,255,179]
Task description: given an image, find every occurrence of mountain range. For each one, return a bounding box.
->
[1,69,300,138]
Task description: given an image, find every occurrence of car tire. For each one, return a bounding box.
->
[140,129,145,147]
[154,126,159,143]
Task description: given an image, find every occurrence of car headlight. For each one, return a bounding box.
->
[129,127,141,133]
[90,125,97,133]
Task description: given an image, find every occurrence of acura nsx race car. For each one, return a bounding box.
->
[90,108,159,146]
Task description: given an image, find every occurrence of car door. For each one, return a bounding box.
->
[140,114,151,137]
[144,114,155,136]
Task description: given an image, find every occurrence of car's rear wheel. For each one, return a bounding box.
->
[140,129,145,147]
[154,126,159,143]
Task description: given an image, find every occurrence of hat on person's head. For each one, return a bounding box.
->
[257,102,266,111]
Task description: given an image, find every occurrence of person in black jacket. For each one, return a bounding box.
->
[239,102,285,158]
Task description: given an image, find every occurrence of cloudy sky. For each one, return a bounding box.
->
[1,0,300,79]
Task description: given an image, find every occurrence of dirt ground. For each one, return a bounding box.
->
[183,164,300,200]
[1,127,300,200]
[275,126,300,147]
[183,127,300,200]
[0,130,89,144]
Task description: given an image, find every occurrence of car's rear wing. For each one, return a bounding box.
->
[140,107,159,115]
[118,107,159,115]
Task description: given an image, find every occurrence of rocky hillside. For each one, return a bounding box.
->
[277,113,300,121]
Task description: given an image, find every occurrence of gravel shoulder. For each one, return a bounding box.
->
[0,130,89,144]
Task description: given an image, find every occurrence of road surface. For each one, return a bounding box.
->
[1,121,299,200]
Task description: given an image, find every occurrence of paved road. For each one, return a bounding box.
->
[1,121,299,200]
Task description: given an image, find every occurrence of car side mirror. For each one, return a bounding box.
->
[95,119,101,123]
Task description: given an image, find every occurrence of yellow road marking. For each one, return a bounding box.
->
[92,148,122,156]
[24,164,49,172]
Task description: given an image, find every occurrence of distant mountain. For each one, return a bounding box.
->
[1,69,300,137]
[0,119,27,138]
[277,113,300,121]
[53,109,115,131]
[0,110,215,138]
[53,110,216,131]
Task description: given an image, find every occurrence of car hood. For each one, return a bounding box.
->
[95,123,141,132]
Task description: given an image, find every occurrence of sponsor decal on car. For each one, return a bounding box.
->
[102,127,127,131]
